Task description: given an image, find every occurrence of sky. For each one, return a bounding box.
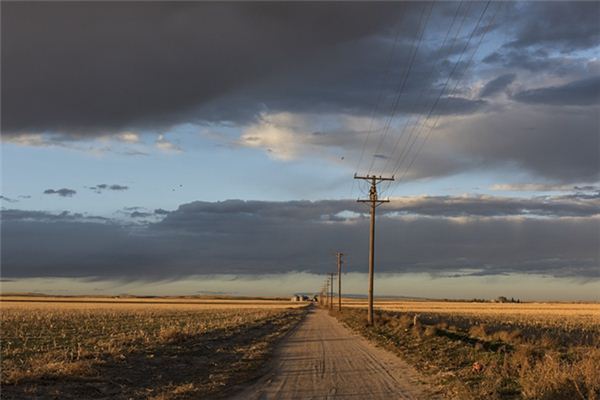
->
[1,1,599,300]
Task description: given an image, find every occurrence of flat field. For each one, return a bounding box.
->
[334,300,600,399]
[345,298,599,319]
[0,296,307,400]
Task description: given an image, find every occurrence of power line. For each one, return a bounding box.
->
[377,0,466,179]
[350,16,405,198]
[367,2,434,175]
[378,1,473,197]
[384,1,493,195]
[388,1,488,180]
[388,1,502,197]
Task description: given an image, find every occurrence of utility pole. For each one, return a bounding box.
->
[329,273,335,310]
[336,252,344,311]
[354,174,394,325]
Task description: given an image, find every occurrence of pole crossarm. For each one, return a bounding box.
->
[357,199,390,207]
[353,173,395,181]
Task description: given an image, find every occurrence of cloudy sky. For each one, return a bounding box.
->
[1,1,599,300]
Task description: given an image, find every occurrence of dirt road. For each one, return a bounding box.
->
[230,307,434,400]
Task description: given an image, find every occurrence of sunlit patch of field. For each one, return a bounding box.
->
[342,299,600,327]
[333,300,600,399]
[1,296,307,399]
[0,296,305,310]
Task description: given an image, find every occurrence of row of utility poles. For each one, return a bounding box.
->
[318,174,393,326]
[319,252,344,311]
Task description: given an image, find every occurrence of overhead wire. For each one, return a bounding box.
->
[378,0,490,195]
[378,1,474,198]
[366,2,434,175]
[376,0,466,181]
[350,11,406,198]
[387,1,502,198]
[387,1,490,183]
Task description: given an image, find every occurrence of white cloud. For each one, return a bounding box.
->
[155,134,182,153]
[2,132,149,157]
[239,112,310,160]
[116,131,141,143]
[2,133,55,147]
[239,111,388,164]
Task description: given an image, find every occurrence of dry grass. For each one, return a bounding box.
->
[333,301,600,400]
[1,297,307,399]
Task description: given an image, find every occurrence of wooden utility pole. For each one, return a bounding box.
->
[336,252,344,311]
[329,273,335,310]
[354,174,394,325]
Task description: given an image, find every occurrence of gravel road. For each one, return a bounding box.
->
[230,307,433,400]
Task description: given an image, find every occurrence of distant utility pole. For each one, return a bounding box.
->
[336,252,344,311]
[354,174,394,325]
[329,273,335,310]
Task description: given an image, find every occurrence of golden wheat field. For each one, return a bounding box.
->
[0,296,307,400]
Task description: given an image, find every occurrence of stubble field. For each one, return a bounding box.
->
[0,296,307,400]
[334,299,600,399]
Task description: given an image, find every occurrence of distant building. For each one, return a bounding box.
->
[493,296,520,303]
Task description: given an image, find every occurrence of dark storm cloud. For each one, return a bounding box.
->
[1,209,110,223]
[1,195,18,203]
[1,1,409,135]
[1,209,81,221]
[1,1,511,137]
[90,184,129,193]
[2,196,598,279]
[43,188,76,197]
[108,184,128,191]
[423,104,600,183]
[435,97,487,115]
[157,194,600,224]
[389,194,600,218]
[481,49,586,75]
[479,73,516,97]
[2,2,598,186]
[130,211,152,219]
[512,76,600,106]
[575,185,600,192]
[506,2,600,51]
